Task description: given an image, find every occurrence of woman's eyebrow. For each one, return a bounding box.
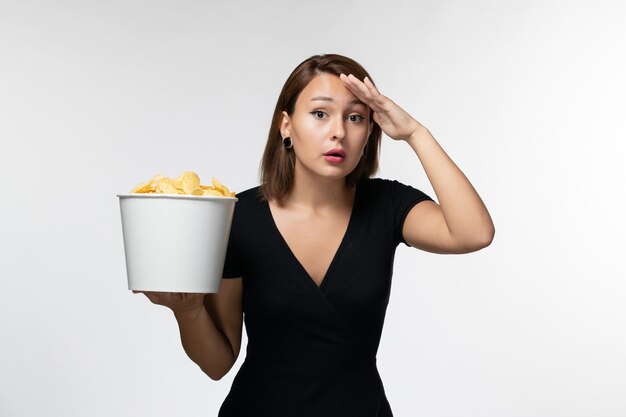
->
[310,96,366,106]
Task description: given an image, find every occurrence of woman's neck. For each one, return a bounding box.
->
[282,172,355,212]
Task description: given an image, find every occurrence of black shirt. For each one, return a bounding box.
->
[219,178,432,417]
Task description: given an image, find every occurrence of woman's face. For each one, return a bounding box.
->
[281,73,372,184]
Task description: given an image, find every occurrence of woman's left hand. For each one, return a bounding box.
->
[340,73,424,142]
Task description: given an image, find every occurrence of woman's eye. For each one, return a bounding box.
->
[348,114,364,122]
[312,111,326,119]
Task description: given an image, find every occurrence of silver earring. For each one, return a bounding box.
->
[283,136,293,149]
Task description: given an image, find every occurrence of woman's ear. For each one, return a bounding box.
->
[280,111,291,137]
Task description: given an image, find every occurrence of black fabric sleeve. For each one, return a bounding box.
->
[221,201,243,278]
[221,230,242,278]
[390,179,433,246]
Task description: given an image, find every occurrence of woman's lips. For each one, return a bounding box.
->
[323,148,346,163]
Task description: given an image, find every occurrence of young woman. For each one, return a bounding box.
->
[136,54,494,416]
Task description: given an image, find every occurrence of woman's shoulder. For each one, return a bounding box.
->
[360,177,401,186]
[234,185,263,202]
[359,177,433,203]
[228,185,266,235]
[231,185,265,216]
[359,177,413,193]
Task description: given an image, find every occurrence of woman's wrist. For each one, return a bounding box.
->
[406,123,431,148]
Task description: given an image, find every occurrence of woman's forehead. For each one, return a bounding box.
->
[298,73,363,106]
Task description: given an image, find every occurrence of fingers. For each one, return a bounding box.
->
[144,291,161,304]
[132,290,206,307]
[340,73,371,100]
[132,290,164,304]
[340,73,386,112]
[363,76,377,90]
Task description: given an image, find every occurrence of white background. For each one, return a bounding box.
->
[1,0,625,416]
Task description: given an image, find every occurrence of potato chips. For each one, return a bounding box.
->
[131,172,235,197]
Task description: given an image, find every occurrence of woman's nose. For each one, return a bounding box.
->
[332,119,346,142]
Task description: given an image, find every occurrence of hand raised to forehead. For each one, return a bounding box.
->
[339,73,423,142]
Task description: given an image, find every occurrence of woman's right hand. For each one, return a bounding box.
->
[133,291,207,319]
[133,279,243,380]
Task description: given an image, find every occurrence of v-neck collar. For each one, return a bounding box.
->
[264,182,361,291]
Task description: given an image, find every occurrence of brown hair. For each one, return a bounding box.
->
[259,53,382,201]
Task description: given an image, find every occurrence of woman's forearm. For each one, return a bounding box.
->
[174,307,236,381]
[408,125,495,246]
